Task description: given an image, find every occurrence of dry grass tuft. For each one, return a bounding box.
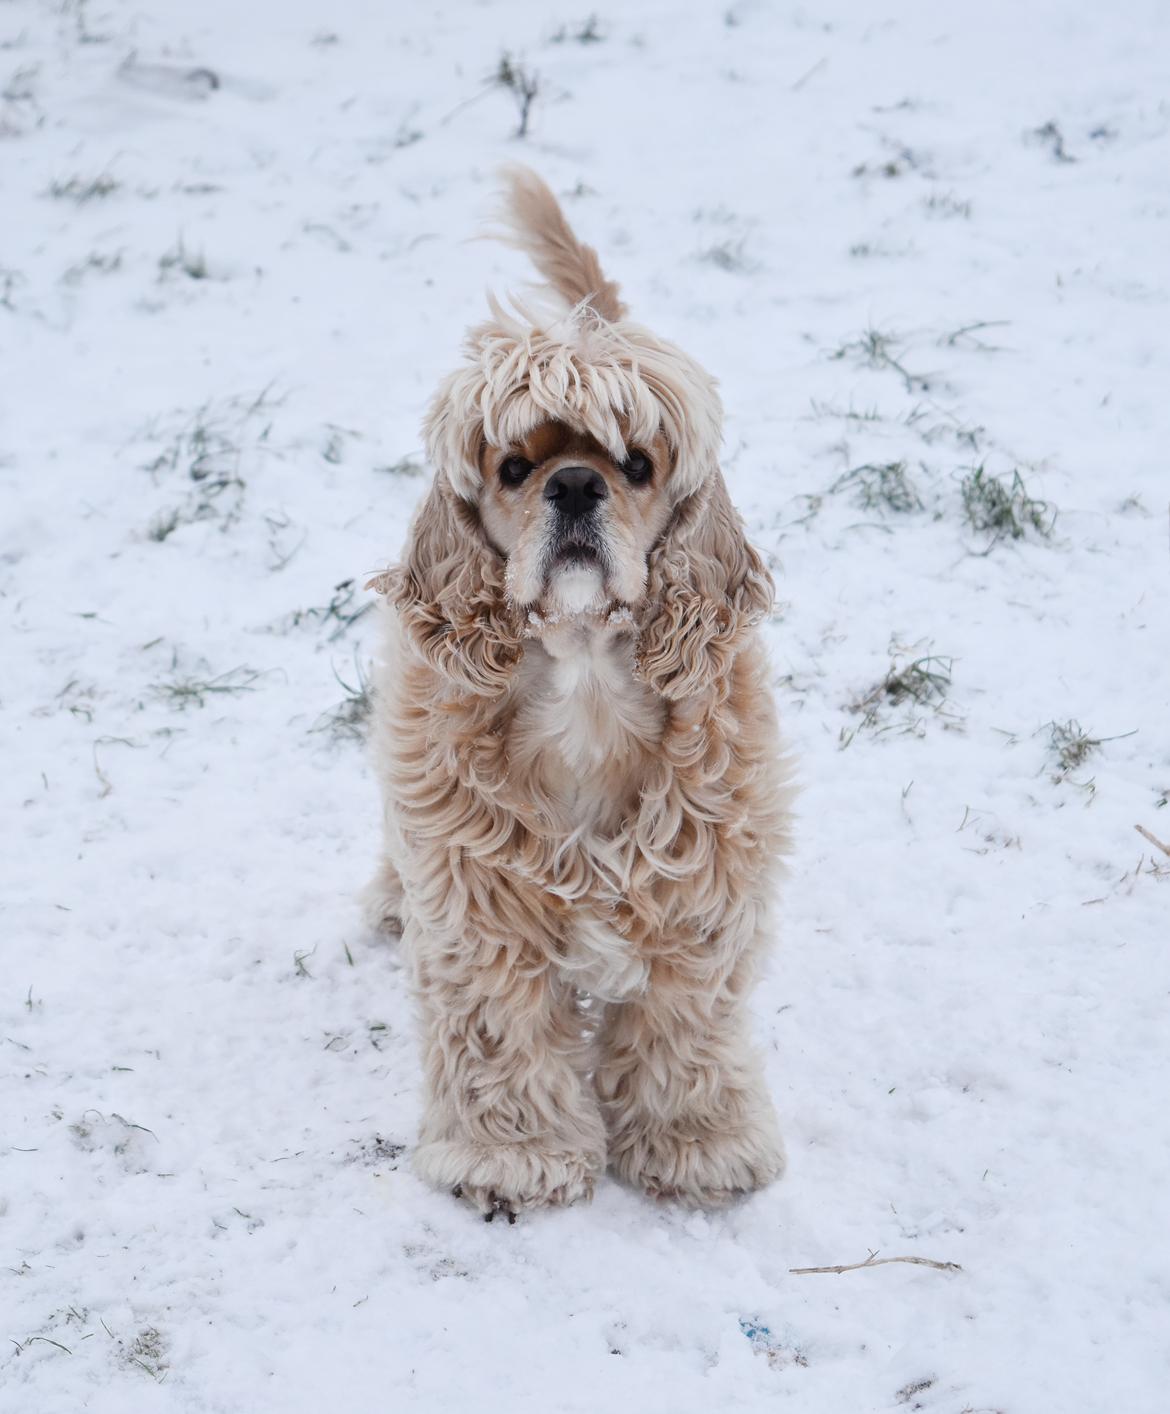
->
[831,460,924,514]
[961,465,1054,545]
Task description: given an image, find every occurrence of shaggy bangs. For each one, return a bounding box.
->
[425,295,722,503]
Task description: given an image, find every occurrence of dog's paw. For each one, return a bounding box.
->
[360,861,405,936]
[414,1139,602,1217]
[610,1115,785,1207]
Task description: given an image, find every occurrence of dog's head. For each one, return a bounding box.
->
[380,169,772,700]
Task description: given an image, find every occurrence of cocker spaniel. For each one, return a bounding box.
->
[366,169,793,1216]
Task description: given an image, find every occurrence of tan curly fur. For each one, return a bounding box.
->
[366,169,794,1215]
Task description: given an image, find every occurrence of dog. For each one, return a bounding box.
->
[365,168,793,1216]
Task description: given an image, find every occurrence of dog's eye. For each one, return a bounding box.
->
[621,450,653,484]
[499,455,534,487]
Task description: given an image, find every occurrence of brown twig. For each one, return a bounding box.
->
[790,56,827,92]
[790,1253,962,1276]
[1135,824,1170,858]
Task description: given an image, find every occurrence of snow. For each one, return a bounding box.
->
[2,0,1168,1410]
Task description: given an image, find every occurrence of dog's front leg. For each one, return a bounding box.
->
[595,946,784,1206]
[411,922,606,1218]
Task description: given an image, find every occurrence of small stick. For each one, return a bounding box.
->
[790,1254,961,1276]
[790,56,827,91]
[437,82,494,128]
[1135,824,1170,859]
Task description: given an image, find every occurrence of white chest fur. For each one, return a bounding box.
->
[514,618,662,819]
[511,617,663,999]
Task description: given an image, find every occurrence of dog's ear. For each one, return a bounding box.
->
[635,469,773,701]
[369,471,522,697]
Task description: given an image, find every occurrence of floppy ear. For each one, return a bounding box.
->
[635,469,774,701]
[369,471,522,697]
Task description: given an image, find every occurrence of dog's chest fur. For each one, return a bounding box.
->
[510,620,665,999]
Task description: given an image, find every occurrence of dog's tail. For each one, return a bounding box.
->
[496,166,627,322]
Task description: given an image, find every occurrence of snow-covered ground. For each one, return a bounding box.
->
[3,1,1168,1409]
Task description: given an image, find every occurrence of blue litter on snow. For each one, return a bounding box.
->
[739,1317,772,1344]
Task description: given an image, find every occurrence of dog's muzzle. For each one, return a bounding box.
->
[542,465,610,572]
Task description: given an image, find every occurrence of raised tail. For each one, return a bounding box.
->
[496,166,627,322]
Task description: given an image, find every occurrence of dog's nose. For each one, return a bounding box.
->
[543,464,608,519]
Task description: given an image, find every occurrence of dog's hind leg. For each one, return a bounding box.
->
[361,855,405,936]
